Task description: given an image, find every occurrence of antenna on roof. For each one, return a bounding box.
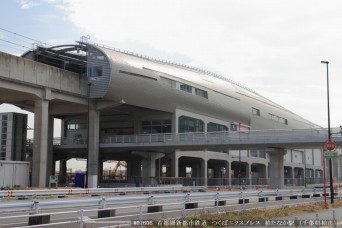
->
[80,35,90,43]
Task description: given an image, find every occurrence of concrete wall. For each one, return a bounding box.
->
[0,51,88,97]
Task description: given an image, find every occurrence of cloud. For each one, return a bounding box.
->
[20,0,40,9]
[55,0,342,127]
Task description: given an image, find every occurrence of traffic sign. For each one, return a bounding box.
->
[324,140,337,151]
[324,149,337,158]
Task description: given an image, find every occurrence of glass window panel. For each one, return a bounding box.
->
[78,123,87,129]
[151,126,162,133]
[251,150,258,157]
[180,84,192,93]
[252,108,260,116]
[142,121,151,126]
[207,122,228,132]
[68,124,76,130]
[163,120,171,125]
[259,150,266,158]
[195,88,208,98]
[151,120,162,125]
[162,125,171,133]
[179,116,204,133]
[142,126,151,134]
[88,66,103,77]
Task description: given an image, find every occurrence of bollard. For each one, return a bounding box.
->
[28,215,50,225]
[215,200,226,206]
[238,199,249,204]
[147,205,162,213]
[185,202,198,209]
[79,210,84,228]
[275,196,283,201]
[98,209,116,218]
[258,197,268,202]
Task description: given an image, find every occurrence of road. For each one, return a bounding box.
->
[0,192,325,227]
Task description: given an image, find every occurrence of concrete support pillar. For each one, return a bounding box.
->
[200,159,207,186]
[46,116,54,184]
[248,163,252,186]
[170,152,179,178]
[87,103,100,188]
[32,99,49,187]
[267,148,286,189]
[225,162,231,186]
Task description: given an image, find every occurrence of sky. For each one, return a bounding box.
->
[1,0,342,131]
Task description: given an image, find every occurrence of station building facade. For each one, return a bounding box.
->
[22,42,325,188]
[0,112,27,161]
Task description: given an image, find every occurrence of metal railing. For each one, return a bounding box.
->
[46,127,342,149]
[0,188,332,228]
[27,127,342,149]
[100,128,330,145]
[0,186,205,198]
[0,188,325,213]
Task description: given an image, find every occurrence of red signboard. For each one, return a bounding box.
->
[324,140,337,151]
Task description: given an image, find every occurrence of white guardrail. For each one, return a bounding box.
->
[0,186,206,197]
[0,188,325,213]
[0,188,332,228]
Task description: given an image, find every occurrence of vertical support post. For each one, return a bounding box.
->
[248,163,252,186]
[87,100,100,188]
[321,60,334,204]
[139,205,143,226]
[266,149,286,189]
[32,99,49,187]
[46,116,54,184]
[201,158,207,186]
[79,209,84,228]
[171,152,179,178]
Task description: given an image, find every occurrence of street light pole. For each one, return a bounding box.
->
[238,150,241,186]
[220,167,226,186]
[321,61,334,204]
[304,151,306,188]
[86,82,92,188]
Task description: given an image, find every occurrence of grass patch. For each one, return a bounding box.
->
[193,201,342,225]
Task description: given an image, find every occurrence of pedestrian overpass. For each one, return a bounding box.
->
[55,127,341,151]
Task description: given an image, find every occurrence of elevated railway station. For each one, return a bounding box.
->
[0,41,335,189]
